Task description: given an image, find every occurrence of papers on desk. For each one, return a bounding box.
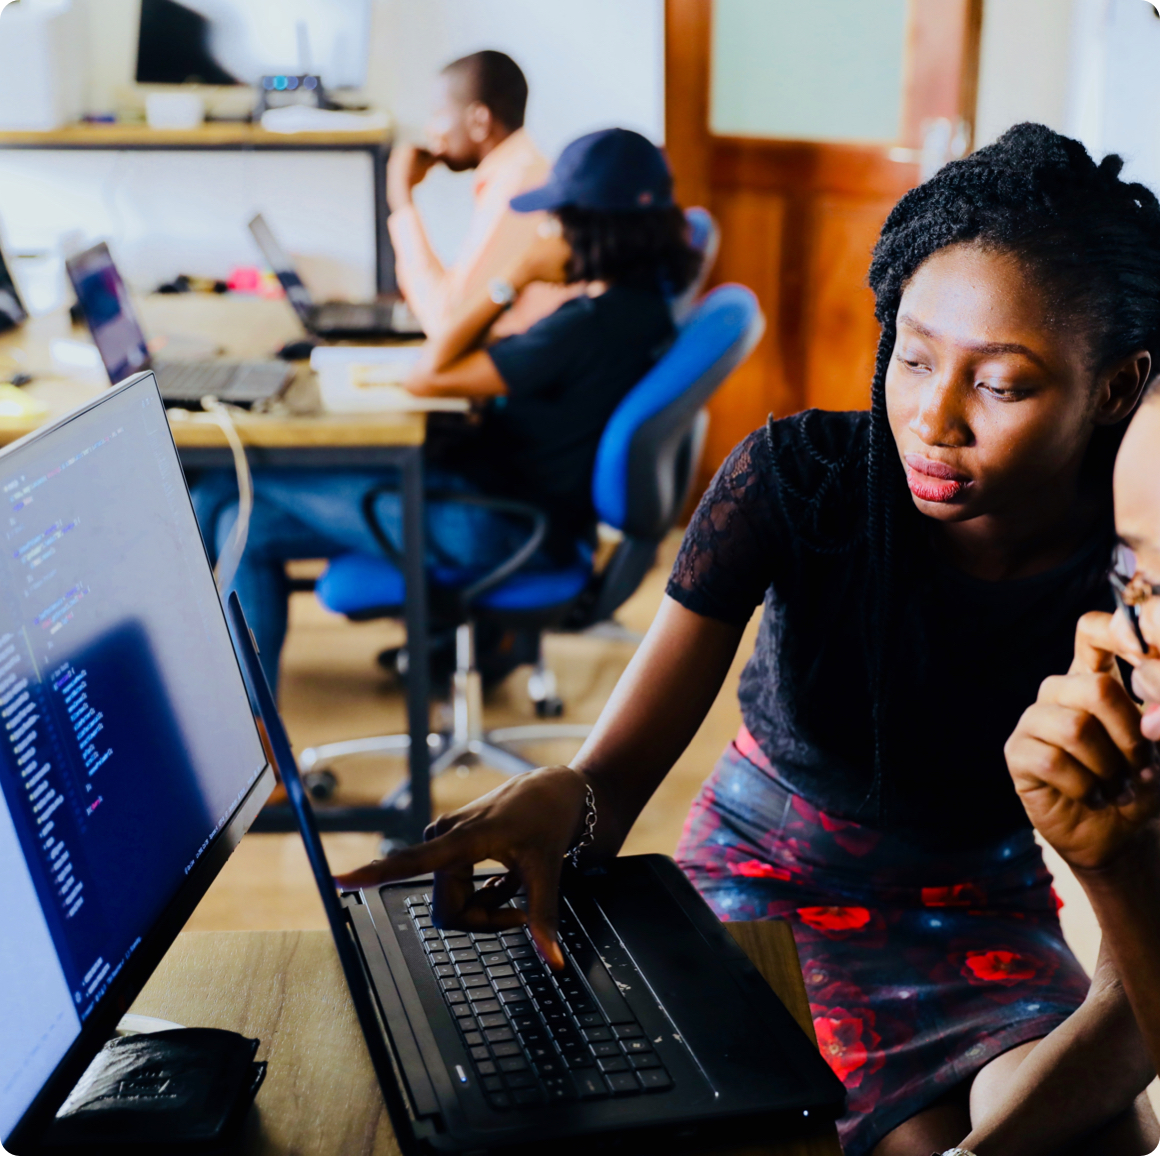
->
[310,346,470,414]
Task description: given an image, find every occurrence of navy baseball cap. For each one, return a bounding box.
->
[510,128,674,213]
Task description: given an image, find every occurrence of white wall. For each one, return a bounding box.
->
[974,0,1076,148]
[0,0,663,308]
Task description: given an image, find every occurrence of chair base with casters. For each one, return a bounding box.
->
[298,619,594,809]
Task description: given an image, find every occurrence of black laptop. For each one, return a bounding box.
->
[227,602,847,1151]
[249,213,424,339]
[66,242,292,408]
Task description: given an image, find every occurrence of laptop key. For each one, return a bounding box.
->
[420,928,442,941]
[477,1061,497,1076]
[606,1072,642,1095]
[583,1027,612,1042]
[487,964,515,978]
[515,956,543,973]
[484,1026,515,1042]
[590,1042,619,1058]
[491,1042,523,1058]
[629,1053,662,1070]
[597,1056,630,1074]
[446,991,467,1004]
[457,961,484,976]
[564,1050,596,1069]
[621,1039,652,1054]
[498,991,530,1006]
[463,975,491,989]
[470,1046,490,1061]
[492,976,522,992]
[506,944,533,959]
[435,965,456,978]
[638,1068,672,1091]
[479,1014,508,1030]
[535,1058,565,1077]
[450,949,478,963]
[488,1093,512,1110]
[543,1075,577,1102]
[613,1023,643,1039]
[574,1072,610,1099]
[483,1076,504,1093]
[498,1057,529,1073]
[441,978,462,992]
[576,1012,604,1029]
[504,1070,537,1089]
[428,952,450,965]
[481,952,507,967]
[472,999,501,1015]
[511,1088,546,1106]
[464,1032,484,1047]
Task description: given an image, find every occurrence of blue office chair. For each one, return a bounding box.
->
[672,207,720,323]
[297,283,764,799]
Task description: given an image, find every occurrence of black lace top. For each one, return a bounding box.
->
[667,410,1117,849]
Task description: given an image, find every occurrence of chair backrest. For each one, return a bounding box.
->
[670,206,721,324]
[592,282,764,541]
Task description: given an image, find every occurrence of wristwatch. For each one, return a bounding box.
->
[934,1149,977,1156]
[488,277,517,308]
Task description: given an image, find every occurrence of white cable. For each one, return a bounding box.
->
[200,395,253,593]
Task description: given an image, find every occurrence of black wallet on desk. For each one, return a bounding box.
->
[40,1028,265,1154]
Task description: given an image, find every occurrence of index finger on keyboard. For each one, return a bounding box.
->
[334,829,475,888]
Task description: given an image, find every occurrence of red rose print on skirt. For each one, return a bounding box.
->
[729,858,792,881]
[921,883,987,908]
[798,905,872,934]
[961,949,1042,986]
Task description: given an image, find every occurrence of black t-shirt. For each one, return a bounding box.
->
[467,285,674,546]
[666,409,1118,850]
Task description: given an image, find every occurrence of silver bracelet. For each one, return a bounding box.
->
[937,1149,978,1156]
[566,783,597,868]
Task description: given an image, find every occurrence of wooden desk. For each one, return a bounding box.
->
[0,297,434,839]
[0,122,397,294]
[129,925,842,1156]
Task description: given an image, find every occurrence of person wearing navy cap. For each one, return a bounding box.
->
[193,129,702,694]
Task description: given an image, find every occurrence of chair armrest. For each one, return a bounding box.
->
[359,485,550,607]
[426,491,549,605]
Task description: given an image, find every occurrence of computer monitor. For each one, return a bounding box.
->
[0,372,274,1152]
[0,233,28,334]
[135,0,373,89]
[65,244,151,385]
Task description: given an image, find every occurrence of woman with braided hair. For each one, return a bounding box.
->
[339,124,1160,1153]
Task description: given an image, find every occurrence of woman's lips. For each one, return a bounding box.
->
[904,454,972,504]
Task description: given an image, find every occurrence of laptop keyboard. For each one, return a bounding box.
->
[154,360,289,403]
[404,893,673,1110]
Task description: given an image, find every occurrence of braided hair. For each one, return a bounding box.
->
[861,121,1160,819]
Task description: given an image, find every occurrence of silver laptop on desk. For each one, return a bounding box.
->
[65,242,292,408]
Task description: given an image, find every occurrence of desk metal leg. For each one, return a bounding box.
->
[373,144,398,296]
[400,447,430,838]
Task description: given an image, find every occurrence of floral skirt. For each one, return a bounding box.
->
[675,728,1089,1156]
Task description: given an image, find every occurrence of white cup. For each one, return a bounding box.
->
[145,92,205,130]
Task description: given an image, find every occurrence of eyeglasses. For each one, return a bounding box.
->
[1109,542,1160,653]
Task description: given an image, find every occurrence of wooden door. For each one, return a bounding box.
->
[668,0,983,490]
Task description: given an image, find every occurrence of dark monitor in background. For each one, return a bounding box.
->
[64,243,151,384]
[0,235,28,334]
[135,0,373,89]
[0,373,273,1151]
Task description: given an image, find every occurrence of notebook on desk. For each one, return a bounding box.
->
[225,604,848,1152]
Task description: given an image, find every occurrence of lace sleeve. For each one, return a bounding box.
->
[665,428,782,626]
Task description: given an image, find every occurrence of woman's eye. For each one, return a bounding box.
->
[896,353,928,371]
[977,380,1027,400]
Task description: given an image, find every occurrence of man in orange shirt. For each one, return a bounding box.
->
[387,50,575,339]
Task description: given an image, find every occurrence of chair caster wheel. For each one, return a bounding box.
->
[535,696,564,719]
[303,768,338,801]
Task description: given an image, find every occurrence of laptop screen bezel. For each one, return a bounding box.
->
[3,372,275,1154]
[247,214,317,327]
